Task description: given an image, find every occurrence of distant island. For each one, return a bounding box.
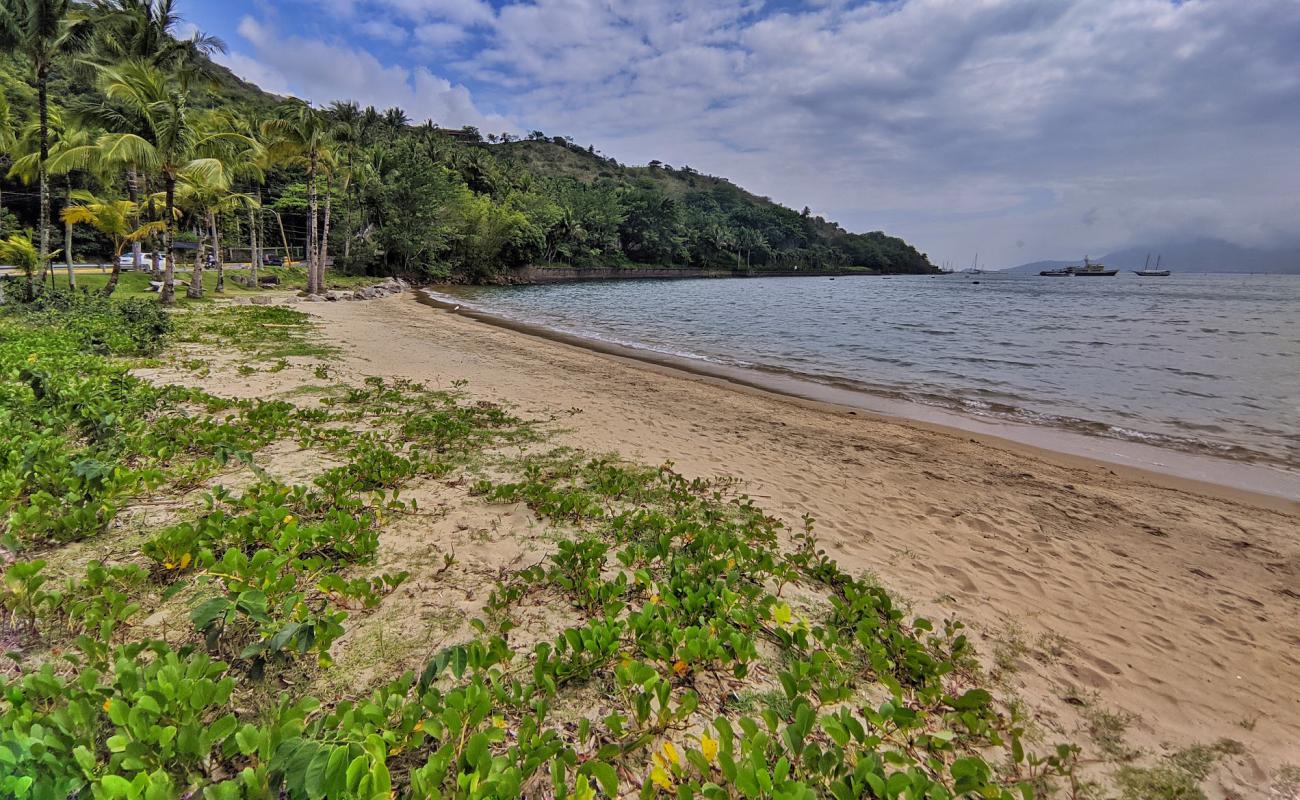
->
[1003,238,1300,274]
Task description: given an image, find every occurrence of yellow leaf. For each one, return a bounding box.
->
[413,720,424,732]
[26,354,37,364]
[662,741,680,766]
[649,593,661,605]
[179,553,192,569]
[773,602,792,625]
[726,558,736,570]
[649,767,673,791]
[672,660,688,677]
[492,715,507,729]
[283,514,296,525]
[163,562,175,570]
[102,699,112,712]
[700,734,718,764]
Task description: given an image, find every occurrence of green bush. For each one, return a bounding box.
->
[4,286,171,356]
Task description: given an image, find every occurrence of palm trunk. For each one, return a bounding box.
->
[35,71,50,292]
[188,229,204,299]
[305,154,319,294]
[318,182,332,290]
[211,211,224,293]
[102,248,122,297]
[127,167,143,271]
[63,180,75,289]
[160,176,177,304]
[249,198,259,285]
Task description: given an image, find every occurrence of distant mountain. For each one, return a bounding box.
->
[1003,239,1300,274]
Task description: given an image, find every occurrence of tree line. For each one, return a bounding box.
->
[0,0,934,305]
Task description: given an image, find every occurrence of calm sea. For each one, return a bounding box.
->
[434,273,1300,489]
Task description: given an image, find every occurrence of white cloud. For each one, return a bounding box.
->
[358,19,409,45]
[221,16,508,129]
[414,22,467,47]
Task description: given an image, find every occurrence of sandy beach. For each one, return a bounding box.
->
[215,293,1299,795]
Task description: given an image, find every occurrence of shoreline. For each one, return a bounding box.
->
[276,294,1300,793]
[418,287,1300,510]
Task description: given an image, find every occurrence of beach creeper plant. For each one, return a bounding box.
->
[0,299,1093,800]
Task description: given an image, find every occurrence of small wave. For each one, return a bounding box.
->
[1161,367,1220,379]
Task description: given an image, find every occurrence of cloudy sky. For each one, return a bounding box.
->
[185,0,1300,268]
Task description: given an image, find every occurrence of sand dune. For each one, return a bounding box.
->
[282,294,1298,796]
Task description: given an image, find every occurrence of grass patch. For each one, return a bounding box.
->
[176,305,340,360]
[1114,765,1205,800]
[1083,705,1142,761]
[1168,739,1246,780]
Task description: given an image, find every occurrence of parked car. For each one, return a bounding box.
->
[262,253,284,266]
[117,254,167,270]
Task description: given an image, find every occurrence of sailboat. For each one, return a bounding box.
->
[961,253,984,275]
[1134,254,1171,277]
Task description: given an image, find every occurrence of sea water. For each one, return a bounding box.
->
[438,273,1300,488]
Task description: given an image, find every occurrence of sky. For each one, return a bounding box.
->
[183,0,1300,268]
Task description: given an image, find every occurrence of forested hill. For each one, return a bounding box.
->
[0,26,934,286]
[495,138,933,274]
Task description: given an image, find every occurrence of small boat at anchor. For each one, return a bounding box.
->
[1134,254,1171,277]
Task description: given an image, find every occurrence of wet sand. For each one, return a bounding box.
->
[262,294,1298,795]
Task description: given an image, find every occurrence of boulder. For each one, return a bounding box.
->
[251,296,273,305]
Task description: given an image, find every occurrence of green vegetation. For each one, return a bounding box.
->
[0,0,932,307]
[0,292,1096,798]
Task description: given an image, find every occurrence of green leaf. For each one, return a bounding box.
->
[267,622,303,653]
[207,714,238,746]
[234,724,261,756]
[190,597,230,630]
[949,689,992,711]
[74,745,97,774]
[304,747,332,800]
[100,775,133,799]
[581,761,618,797]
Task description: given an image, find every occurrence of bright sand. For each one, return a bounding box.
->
[223,294,1299,794]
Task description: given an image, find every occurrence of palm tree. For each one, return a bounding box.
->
[83,60,244,302]
[0,91,18,212]
[222,112,271,285]
[381,106,408,139]
[174,160,254,296]
[262,102,331,294]
[91,0,225,71]
[10,105,98,289]
[328,100,363,262]
[0,231,56,300]
[0,0,93,288]
[60,192,164,295]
